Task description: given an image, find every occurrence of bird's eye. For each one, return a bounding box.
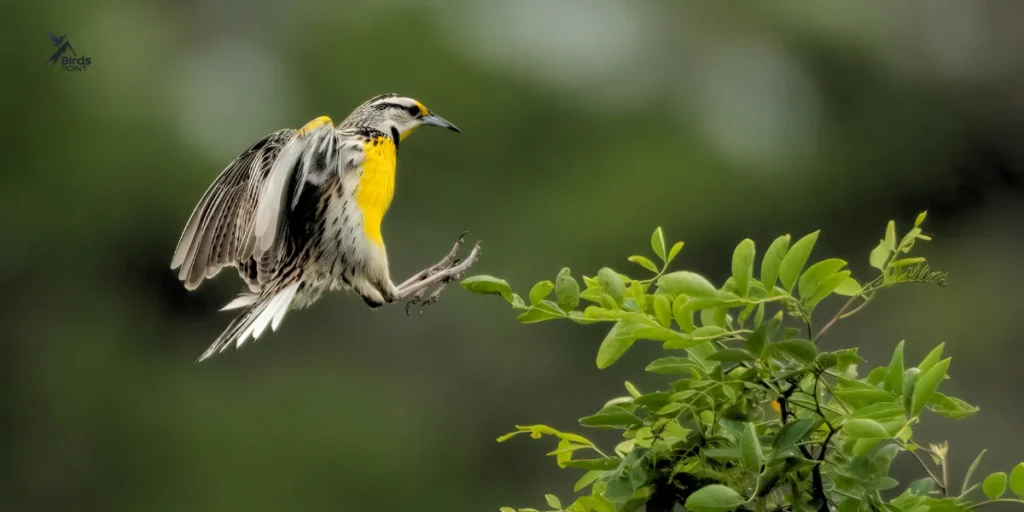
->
[405,105,421,117]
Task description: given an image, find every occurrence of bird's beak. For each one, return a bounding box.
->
[421,113,461,133]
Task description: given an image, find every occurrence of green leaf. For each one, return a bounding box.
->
[645,357,700,375]
[461,275,512,302]
[797,258,847,298]
[926,392,979,420]
[843,418,890,439]
[866,367,887,386]
[902,368,920,415]
[597,267,626,303]
[517,301,565,323]
[1003,462,1024,497]
[598,313,694,367]
[753,303,765,327]
[627,255,658,273]
[851,438,882,457]
[507,425,596,446]
[899,228,922,252]
[911,357,951,417]
[672,295,695,333]
[657,271,717,298]
[574,470,605,492]
[731,239,756,298]
[603,473,634,502]
[546,440,592,457]
[564,458,620,471]
[667,241,684,264]
[632,391,671,409]
[772,418,815,456]
[760,235,791,290]
[596,322,638,369]
[918,343,946,374]
[1011,463,1024,497]
[804,270,853,310]
[707,348,756,362]
[628,280,646,313]
[551,439,584,468]
[908,478,937,496]
[838,499,864,512]
[624,381,642,398]
[746,323,769,357]
[500,507,516,512]
[884,341,905,395]
[778,231,819,292]
[653,295,672,328]
[869,244,891,270]
[884,220,897,251]
[833,381,897,407]
[849,403,906,422]
[740,423,763,473]
[545,494,563,510]
[833,277,862,296]
[684,484,745,512]
[962,450,987,495]
[656,402,685,415]
[579,406,641,428]
[530,280,555,305]
[983,472,1007,499]
[772,340,817,363]
[651,227,667,262]
[915,211,928,227]
[891,257,926,268]
[555,268,581,312]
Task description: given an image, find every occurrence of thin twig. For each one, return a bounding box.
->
[970,499,1024,509]
[810,374,834,512]
[907,449,946,494]
[813,276,883,343]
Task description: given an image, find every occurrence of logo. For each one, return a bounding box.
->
[46,33,91,71]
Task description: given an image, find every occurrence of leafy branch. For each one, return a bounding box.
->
[462,213,1019,512]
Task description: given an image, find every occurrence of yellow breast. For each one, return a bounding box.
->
[355,136,398,247]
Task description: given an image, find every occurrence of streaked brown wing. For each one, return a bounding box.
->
[170,129,296,291]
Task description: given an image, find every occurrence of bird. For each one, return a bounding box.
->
[171,93,471,362]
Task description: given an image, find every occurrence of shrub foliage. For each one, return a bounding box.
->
[463,213,1023,512]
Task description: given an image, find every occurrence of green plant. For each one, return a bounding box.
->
[462,213,1023,512]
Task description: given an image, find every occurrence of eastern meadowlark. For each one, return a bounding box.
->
[171,94,480,362]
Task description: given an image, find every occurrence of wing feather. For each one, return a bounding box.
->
[250,120,344,259]
[171,129,295,290]
[172,117,360,292]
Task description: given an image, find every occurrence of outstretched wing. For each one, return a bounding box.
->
[171,116,359,291]
[249,117,345,259]
[171,128,296,290]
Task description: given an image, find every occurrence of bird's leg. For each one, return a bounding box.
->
[395,235,481,311]
[396,231,468,290]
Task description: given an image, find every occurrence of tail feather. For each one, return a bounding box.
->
[220,292,259,311]
[196,282,299,362]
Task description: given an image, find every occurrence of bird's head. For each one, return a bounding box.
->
[341,93,460,141]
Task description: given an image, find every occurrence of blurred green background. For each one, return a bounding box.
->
[4,1,1024,510]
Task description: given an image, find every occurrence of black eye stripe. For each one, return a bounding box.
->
[374,102,422,116]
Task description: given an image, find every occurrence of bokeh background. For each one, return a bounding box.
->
[5,1,1024,510]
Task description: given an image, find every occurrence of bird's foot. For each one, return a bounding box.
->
[396,233,481,314]
[396,231,467,290]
